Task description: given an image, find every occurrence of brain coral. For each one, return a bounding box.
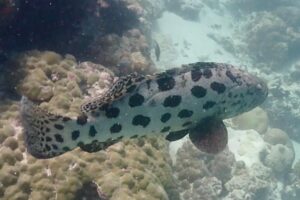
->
[0,51,178,200]
[231,107,269,134]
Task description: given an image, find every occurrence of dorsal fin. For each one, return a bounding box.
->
[80,72,146,116]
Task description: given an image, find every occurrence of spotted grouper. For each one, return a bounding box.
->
[20,62,268,159]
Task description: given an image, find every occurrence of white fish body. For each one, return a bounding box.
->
[20,62,268,158]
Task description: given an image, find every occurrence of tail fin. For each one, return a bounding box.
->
[20,96,76,159]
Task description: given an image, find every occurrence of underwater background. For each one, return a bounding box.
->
[0,0,300,199]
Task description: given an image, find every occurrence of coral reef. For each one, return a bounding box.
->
[0,51,179,200]
[88,29,156,75]
[263,128,291,146]
[263,70,300,142]
[260,144,295,174]
[166,0,203,20]
[224,163,277,200]
[174,126,299,199]
[226,0,296,14]
[231,107,269,134]
[0,0,142,60]
[174,139,236,199]
[228,128,265,167]
[240,11,300,69]
[0,0,165,76]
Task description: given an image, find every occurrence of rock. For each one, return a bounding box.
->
[232,107,269,134]
[261,144,295,174]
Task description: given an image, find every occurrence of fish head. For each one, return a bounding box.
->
[218,66,268,118]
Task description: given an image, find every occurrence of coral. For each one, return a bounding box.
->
[261,144,295,174]
[166,0,203,20]
[224,163,275,200]
[228,128,266,167]
[231,107,269,134]
[0,0,144,62]
[293,160,300,178]
[232,3,300,70]
[263,128,291,146]
[282,177,300,200]
[226,0,296,14]
[174,139,236,199]
[182,177,223,200]
[89,29,156,75]
[0,51,178,200]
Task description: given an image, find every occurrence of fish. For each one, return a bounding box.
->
[20,62,268,159]
[153,40,160,61]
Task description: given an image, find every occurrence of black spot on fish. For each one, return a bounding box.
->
[72,130,80,140]
[77,142,84,147]
[226,70,237,83]
[46,137,52,142]
[163,95,182,107]
[191,69,202,82]
[129,93,144,107]
[130,135,138,139]
[45,128,50,133]
[63,147,70,151]
[132,115,151,127]
[228,92,232,98]
[54,124,64,130]
[62,117,71,122]
[49,115,61,122]
[45,144,51,151]
[99,103,109,111]
[136,76,145,82]
[89,125,97,137]
[161,126,171,133]
[191,86,207,98]
[126,79,132,86]
[77,115,88,125]
[52,144,58,150]
[182,121,192,127]
[232,100,242,107]
[211,82,226,94]
[203,68,212,78]
[178,109,193,118]
[106,107,120,118]
[146,80,152,89]
[161,113,171,123]
[157,76,175,91]
[54,134,64,143]
[110,123,122,133]
[126,85,136,93]
[166,129,189,141]
[91,111,100,117]
[203,101,216,109]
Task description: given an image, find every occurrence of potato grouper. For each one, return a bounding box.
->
[20,62,268,159]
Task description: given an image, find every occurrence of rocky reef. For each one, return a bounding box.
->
[173,106,300,200]
[0,0,167,76]
[0,51,179,200]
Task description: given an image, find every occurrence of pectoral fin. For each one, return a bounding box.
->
[189,118,228,154]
